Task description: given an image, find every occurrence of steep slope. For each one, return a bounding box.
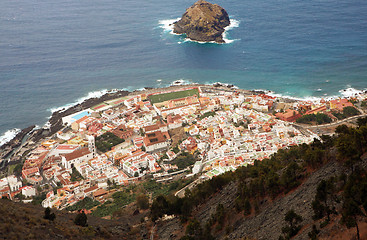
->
[152,119,367,240]
[0,198,150,239]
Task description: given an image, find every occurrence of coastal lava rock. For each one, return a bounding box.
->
[173,0,230,43]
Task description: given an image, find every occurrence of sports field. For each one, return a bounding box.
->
[149,88,200,104]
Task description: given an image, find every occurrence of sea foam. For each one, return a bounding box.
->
[48,89,120,113]
[158,18,240,44]
[0,128,21,147]
[255,87,367,103]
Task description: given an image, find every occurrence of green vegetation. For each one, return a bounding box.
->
[149,88,199,104]
[95,132,125,152]
[207,204,226,231]
[66,197,100,212]
[43,207,56,221]
[296,113,332,124]
[91,191,135,217]
[312,178,336,221]
[234,119,249,128]
[32,193,46,206]
[70,166,84,182]
[136,194,149,210]
[199,111,216,120]
[89,179,189,217]
[279,209,303,240]
[11,163,23,177]
[150,117,367,238]
[180,218,214,240]
[172,145,180,154]
[361,100,367,107]
[74,211,88,227]
[170,151,197,170]
[142,178,193,198]
[332,106,360,120]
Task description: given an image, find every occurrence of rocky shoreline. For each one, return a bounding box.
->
[0,125,35,159]
[0,90,128,162]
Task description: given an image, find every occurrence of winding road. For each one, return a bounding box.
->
[293,113,367,130]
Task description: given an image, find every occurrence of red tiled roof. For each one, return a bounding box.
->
[64,148,91,161]
[84,185,98,194]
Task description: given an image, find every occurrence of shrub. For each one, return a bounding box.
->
[74,211,88,227]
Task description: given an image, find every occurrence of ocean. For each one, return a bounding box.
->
[1,0,367,145]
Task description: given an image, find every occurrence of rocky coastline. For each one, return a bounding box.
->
[0,83,249,163]
[0,90,129,163]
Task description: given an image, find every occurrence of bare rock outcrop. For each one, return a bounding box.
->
[173,0,230,43]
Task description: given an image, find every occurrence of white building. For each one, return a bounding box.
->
[22,186,36,198]
[7,175,22,192]
[61,148,93,169]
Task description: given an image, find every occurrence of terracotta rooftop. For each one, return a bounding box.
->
[64,148,91,161]
[143,131,168,147]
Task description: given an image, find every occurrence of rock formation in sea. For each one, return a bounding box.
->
[173,0,230,43]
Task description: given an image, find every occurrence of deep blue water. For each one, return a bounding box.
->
[1,0,367,143]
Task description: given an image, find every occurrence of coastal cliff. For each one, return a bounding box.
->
[173,0,230,43]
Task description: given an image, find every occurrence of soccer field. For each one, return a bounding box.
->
[149,88,200,104]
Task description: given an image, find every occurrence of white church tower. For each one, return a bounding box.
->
[87,135,96,157]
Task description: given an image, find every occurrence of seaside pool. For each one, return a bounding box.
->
[71,111,90,121]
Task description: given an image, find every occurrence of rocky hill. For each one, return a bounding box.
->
[173,0,230,43]
[3,119,367,240]
[0,198,150,240]
[152,119,367,240]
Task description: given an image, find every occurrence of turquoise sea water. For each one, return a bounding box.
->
[1,0,367,144]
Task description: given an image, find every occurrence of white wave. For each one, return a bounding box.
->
[170,79,193,86]
[339,87,367,98]
[158,18,181,35]
[225,19,240,31]
[0,128,21,147]
[158,18,240,44]
[183,38,216,44]
[255,87,367,103]
[211,82,239,89]
[48,89,121,113]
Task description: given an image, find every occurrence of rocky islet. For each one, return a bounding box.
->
[173,0,230,43]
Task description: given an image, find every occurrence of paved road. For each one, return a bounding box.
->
[174,177,206,198]
[293,113,367,130]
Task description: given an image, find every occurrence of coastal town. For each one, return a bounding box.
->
[1,84,367,213]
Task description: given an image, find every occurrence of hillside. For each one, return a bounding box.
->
[0,198,150,240]
[2,118,367,240]
[152,118,367,240]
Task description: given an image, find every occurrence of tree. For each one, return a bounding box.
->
[280,209,303,239]
[312,179,335,221]
[44,207,56,221]
[243,198,251,216]
[341,172,367,240]
[308,225,320,240]
[74,210,88,227]
[342,198,364,240]
[151,195,169,221]
[186,218,203,238]
[136,194,149,210]
[342,106,360,118]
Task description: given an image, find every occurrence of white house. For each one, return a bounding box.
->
[61,148,93,169]
[7,175,22,192]
[21,186,36,198]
